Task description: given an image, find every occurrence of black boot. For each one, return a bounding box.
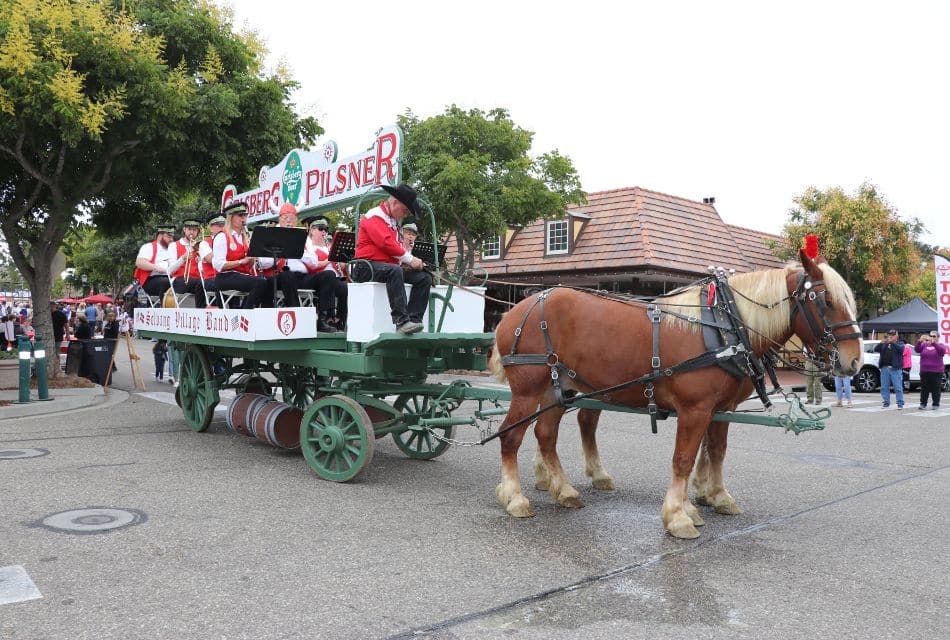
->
[317,311,336,333]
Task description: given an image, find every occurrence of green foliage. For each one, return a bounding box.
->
[779,182,923,319]
[397,106,585,269]
[0,0,320,374]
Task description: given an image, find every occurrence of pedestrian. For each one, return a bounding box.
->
[833,375,853,408]
[50,301,68,346]
[73,315,93,340]
[152,339,168,381]
[167,341,181,386]
[803,348,823,405]
[2,313,14,350]
[874,329,905,409]
[915,331,946,410]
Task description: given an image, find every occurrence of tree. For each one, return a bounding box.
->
[778,182,922,320]
[397,106,585,271]
[0,0,320,374]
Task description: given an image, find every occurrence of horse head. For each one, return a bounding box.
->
[788,250,863,376]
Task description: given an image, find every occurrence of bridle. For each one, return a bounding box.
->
[788,269,862,369]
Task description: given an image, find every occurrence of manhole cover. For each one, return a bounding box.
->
[39,508,146,535]
[0,449,50,460]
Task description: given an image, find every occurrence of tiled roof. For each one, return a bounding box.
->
[455,187,785,277]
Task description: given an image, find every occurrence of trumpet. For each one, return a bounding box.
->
[182,234,203,282]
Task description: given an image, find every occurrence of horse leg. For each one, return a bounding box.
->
[661,410,711,539]
[495,395,539,518]
[692,421,742,515]
[534,406,584,508]
[578,408,615,490]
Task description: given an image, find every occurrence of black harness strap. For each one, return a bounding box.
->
[646,304,662,433]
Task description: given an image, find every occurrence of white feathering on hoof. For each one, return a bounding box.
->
[488,343,507,383]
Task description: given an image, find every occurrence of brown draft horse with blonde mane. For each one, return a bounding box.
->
[488,250,863,538]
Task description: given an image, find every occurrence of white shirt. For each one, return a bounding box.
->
[118,311,131,334]
[137,240,184,276]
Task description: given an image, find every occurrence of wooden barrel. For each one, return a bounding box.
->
[226,393,270,437]
[252,400,303,449]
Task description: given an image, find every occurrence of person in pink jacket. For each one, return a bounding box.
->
[915,331,947,410]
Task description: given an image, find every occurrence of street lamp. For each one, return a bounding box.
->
[81,274,88,297]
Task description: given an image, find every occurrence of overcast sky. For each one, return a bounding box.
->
[222,0,948,246]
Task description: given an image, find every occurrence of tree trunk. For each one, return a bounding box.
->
[28,250,59,378]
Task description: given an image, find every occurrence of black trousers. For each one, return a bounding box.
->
[351,261,431,325]
[298,271,339,311]
[919,371,942,408]
[213,271,269,309]
[172,276,206,308]
[142,276,171,297]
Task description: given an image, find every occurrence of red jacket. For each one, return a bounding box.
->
[354,203,409,264]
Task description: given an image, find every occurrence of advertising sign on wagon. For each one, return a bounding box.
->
[134,307,317,341]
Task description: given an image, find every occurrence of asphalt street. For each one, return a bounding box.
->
[1,340,948,639]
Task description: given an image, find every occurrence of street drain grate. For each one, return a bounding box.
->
[38,508,146,535]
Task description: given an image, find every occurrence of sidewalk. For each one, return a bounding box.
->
[0,386,129,421]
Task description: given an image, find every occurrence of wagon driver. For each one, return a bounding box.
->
[351,183,431,335]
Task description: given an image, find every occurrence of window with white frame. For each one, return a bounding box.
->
[482,235,501,259]
[546,220,568,255]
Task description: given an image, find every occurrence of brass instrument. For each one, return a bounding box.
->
[182,236,203,283]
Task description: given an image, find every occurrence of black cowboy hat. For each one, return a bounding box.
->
[381,183,421,217]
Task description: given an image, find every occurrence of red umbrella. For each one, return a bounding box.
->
[83,293,113,304]
[57,297,83,304]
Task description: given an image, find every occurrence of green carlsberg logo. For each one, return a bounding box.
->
[281,151,303,205]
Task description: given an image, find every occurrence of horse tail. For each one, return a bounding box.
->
[489,341,507,383]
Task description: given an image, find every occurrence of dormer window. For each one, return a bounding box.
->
[546,220,568,255]
[482,235,501,260]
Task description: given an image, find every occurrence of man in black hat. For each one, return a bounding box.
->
[134,226,185,299]
[170,219,206,307]
[351,184,431,334]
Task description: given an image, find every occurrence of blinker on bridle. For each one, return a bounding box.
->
[789,270,861,368]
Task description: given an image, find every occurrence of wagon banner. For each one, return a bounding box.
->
[220,124,403,224]
[134,308,317,341]
[936,255,950,346]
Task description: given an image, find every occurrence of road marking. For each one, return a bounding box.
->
[0,565,42,605]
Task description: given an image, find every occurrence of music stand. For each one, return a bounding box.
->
[327,231,356,263]
[412,241,448,269]
[248,227,308,307]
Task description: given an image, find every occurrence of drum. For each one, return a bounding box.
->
[226,393,270,437]
[252,400,303,449]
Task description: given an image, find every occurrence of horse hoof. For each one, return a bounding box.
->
[507,496,535,518]
[592,477,615,491]
[714,502,743,515]
[535,479,550,491]
[684,503,705,526]
[557,495,585,509]
[694,495,713,506]
[667,520,701,539]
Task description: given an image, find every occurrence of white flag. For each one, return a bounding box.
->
[935,255,950,348]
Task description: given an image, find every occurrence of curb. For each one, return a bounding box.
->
[0,386,130,421]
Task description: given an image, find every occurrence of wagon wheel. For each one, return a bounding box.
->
[300,395,374,482]
[280,364,323,410]
[178,345,219,432]
[391,393,454,460]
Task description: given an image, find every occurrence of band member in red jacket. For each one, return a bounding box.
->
[351,184,430,334]
[211,202,269,308]
[170,219,206,307]
[134,226,185,298]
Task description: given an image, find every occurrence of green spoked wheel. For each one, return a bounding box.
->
[300,395,374,482]
[178,345,219,432]
[392,393,454,460]
[280,364,322,410]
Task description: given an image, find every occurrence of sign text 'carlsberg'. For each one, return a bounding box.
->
[220,125,402,222]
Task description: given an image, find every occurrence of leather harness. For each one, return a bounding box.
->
[489,266,857,442]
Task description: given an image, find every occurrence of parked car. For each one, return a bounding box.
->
[823,339,950,393]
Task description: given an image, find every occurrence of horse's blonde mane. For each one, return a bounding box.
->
[658,261,855,350]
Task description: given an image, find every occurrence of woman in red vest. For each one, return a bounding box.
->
[211,202,269,309]
[304,216,347,329]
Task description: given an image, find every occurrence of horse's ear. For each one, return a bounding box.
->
[798,248,825,274]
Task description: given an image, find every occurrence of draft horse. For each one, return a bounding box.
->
[489,250,862,538]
